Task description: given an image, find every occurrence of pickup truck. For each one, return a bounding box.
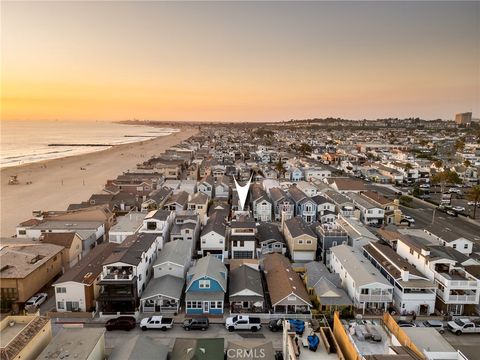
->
[140,316,174,331]
[447,319,480,335]
[225,315,262,332]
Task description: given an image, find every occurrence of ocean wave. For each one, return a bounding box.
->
[1,122,176,168]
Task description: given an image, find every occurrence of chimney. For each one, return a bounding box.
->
[400,267,409,282]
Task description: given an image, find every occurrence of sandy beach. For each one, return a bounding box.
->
[0,126,198,237]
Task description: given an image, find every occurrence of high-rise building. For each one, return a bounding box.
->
[455,112,472,125]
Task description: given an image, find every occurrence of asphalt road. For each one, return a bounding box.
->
[441,330,480,360]
[367,184,480,242]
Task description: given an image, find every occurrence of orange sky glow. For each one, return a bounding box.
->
[1,1,479,122]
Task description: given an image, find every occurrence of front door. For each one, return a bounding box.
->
[203,301,210,313]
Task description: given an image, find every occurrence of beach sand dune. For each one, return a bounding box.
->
[0,127,198,237]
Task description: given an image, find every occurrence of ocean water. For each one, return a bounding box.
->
[0,121,177,168]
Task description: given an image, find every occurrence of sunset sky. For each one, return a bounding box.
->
[1,1,479,122]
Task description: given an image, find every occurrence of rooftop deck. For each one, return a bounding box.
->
[343,319,393,356]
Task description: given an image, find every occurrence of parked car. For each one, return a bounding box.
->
[452,206,465,213]
[402,215,415,224]
[449,188,462,194]
[467,201,480,207]
[140,316,174,331]
[447,319,480,335]
[182,318,209,331]
[419,184,430,189]
[397,320,416,328]
[446,209,458,217]
[25,293,48,308]
[268,319,283,332]
[422,320,445,334]
[226,315,262,332]
[105,316,136,331]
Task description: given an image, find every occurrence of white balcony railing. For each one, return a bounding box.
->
[434,273,478,289]
[357,294,392,302]
[102,273,134,281]
[437,289,477,304]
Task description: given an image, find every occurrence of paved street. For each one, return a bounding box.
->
[367,184,480,242]
[441,331,480,360]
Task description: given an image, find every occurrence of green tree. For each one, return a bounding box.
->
[467,185,480,219]
[455,138,465,152]
[404,163,413,171]
[298,143,312,157]
[464,159,472,167]
[433,159,443,168]
[431,170,462,193]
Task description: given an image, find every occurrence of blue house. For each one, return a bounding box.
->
[289,167,304,182]
[288,186,318,223]
[185,255,227,315]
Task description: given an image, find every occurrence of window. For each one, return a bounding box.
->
[56,287,66,294]
[147,222,157,230]
[1,288,18,300]
[66,301,79,311]
[57,301,65,310]
[361,289,369,295]
[217,301,222,308]
[453,244,457,249]
[199,280,210,289]
[298,240,304,245]
[210,301,216,309]
[139,274,142,281]
[306,240,312,245]
[18,230,26,235]
[464,244,468,249]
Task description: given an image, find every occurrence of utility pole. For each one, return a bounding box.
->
[431,208,436,225]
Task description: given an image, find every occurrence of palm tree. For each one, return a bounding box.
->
[467,185,480,219]
[275,159,286,178]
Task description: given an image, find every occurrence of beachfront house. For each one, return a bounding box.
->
[16,220,105,257]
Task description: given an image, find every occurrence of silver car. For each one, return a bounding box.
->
[423,320,445,334]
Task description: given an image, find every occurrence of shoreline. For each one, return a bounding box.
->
[0,126,198,237]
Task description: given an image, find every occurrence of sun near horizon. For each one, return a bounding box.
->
[1,1,479,122]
